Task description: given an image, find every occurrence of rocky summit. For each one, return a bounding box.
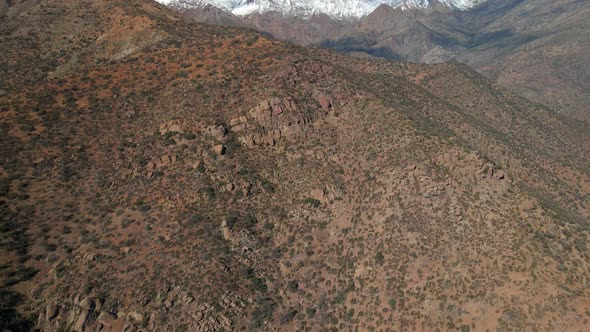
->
[0,0,589,331]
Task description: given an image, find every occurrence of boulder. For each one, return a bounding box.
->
[252,134,264,146]
[209,126,228,141]
[310,189,326,204]
[168,124,181,133]
[78,297,95,310]
[74,310,90,332]
[83,253,97,262]
[164,299,174,309]
[317,95,332,110]
[231,123,246,132]
[46,304,59,321]
[127,311,144,323]
[98,312,117,326]
[220,220,232,240]
[160,155,172,166]
[479,163,494,178]
[229,118,241,127]
[213,145,226,156]
[185,296,195,304]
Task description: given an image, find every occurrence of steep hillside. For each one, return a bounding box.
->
[455,0,590,122]
[169,0,590,122]
[1,0,589,331]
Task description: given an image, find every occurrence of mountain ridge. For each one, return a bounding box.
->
[168,0,590,122]
[159,0,487,18]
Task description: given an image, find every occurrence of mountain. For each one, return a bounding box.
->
[172,3,245,26]
[167,0,590,122]
[455,0,590,122]
[160,0,487,18]
[1,0,590,331]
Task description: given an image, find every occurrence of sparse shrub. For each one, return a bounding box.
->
[303,198,321,208]
[375,251,384,265]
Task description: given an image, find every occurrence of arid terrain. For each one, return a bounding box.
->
[174,0,590,123]
[1,0,590,331]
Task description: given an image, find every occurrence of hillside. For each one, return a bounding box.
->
[169,0,590,122]
[1,0,590,331]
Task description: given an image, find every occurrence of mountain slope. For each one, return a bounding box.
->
[455,0,590,121]
[1,0,589,331]
[321,0,590,122]
[169,0,590,122]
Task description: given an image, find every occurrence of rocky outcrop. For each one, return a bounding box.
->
[229,116,248,132]
[230,96,322,148]
[189,294,246,331]
[73,309,89,331]
[208,125,228,141]
[146,154,178,177]
[310,184,342,205]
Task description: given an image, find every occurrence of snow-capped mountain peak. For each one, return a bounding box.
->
[158,0,488,19]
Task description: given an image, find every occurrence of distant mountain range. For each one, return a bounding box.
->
[159,0,488,18]
[161,0,590,122]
